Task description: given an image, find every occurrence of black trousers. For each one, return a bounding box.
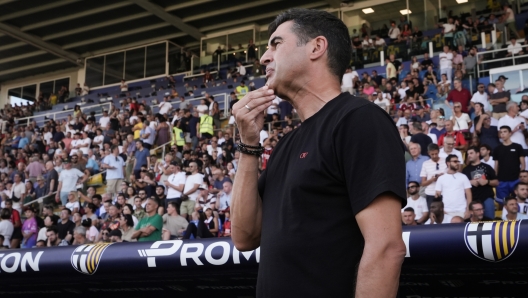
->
[183,221,214,239]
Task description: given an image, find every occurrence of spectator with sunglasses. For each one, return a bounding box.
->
[402,181,429,224]
[420,143,448,209]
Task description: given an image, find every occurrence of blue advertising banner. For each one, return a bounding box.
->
[0,221,527,297]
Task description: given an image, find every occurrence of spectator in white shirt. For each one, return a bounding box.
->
[158,96,172,116]
[480,144,495,169]
[450,102,472,131]
[341,66,357,94]
[79,131,92,156]
[498,101,528,150]
[506,37,524,57]
[99,110,110,128]
[374,35,386,47]
[388,21,400,40]
[361,35,374,49]
[120,80,128,92]
[439,45,453,82]
[439,135,464,166]
[470,83,491,112]
[81,83,90,96]
[402,181,429,224]
[435,154,472,218]
[373,93,390,113]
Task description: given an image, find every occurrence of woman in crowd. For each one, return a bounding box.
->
[122,203,138,227]
[119,214,136,242]
[82,218,99,242]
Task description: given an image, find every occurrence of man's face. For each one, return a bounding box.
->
[404,110,411,119]
[428,150,440,162]
[402,211,416,225]
[103,202,111,212]
[167,203,175,215]
[466,150,479,163]
[448,158,460,171]
[445,121,453,132]
[515,185,528,200]
[260,21,305,93]
[409,144,420,157]
[145,199,156,213]
[430,202,443,216]
[444,137,455,151]
[156,187,164,195]
[46,231,58,243]
[520,172,528,184]
[480,147,490,158]
[407,184,419,195]
[138,191,146,200]
[470,203,484,220]
[60,209,69,220]
[506,200,519,213]
[500,129,511,141]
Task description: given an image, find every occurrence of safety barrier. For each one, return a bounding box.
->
[0,221,526,296]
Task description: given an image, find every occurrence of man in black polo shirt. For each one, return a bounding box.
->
[462,146,499,219]
[231,9,406,298]
[405,81,419,102]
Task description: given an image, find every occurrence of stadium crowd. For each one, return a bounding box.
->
[0,1,527,249]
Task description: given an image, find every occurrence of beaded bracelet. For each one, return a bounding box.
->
[237,142,264,156]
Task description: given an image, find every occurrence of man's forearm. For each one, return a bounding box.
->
[231,154,262,251]
[355,243,405,297]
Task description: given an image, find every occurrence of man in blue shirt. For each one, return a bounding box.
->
[17,131,29,149]
[406,142,429,185]
[140,120,156,150]
[102,145,126,199]
[133,140,150,179]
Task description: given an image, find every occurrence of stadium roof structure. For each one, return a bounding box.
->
[0,0,442,84]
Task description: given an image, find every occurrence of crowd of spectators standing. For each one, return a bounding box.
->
[0,79,299,249]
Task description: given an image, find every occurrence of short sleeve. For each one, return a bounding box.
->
[421,198,429,212]
[462,175,472,189]
[434,178,443,192]
[419,162,427,178]
[335,104,406,215]
[486,165,497,180]
[519,145,526,157]
[153,215,163,230]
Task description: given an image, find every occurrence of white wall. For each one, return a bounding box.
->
[0,67,81,107]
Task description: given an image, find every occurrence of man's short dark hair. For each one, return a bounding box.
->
[268,8,351,82]
[445,154,458,163]
[505,196,517,205]
[412,122,422,132]
[467,146,480,154]
[515,182,528,190]
[148,197,160,206]
[408,178,420,186]
[92,194,102,201]
[474,102,484,109]
[499,125,512,132]
[47,226,59,234]
[63,208,72,215]
[468,201,483,211]
[168,201,179,211]
[403,207,415,213]
[427,143,439,152]
[479,144,491,152]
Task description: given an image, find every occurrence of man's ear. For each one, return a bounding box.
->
[308,36,329,60]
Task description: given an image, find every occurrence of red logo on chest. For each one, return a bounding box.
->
[300,152,308,159]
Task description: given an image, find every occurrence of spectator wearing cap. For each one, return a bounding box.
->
[102,145,126,199]
[132,197,163,242]
[56,157,87,205]
[162,201,188,240]
[195,183,217,212]
[164,161,186,209]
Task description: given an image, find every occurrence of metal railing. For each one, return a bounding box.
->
[13,102,112,128]
[476,43,528,78]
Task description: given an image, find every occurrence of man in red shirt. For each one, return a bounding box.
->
[4,199,22,248]
[438,120,468,151]
[445,78,472,113]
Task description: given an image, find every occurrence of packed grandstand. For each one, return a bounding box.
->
[0,0,528,250]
